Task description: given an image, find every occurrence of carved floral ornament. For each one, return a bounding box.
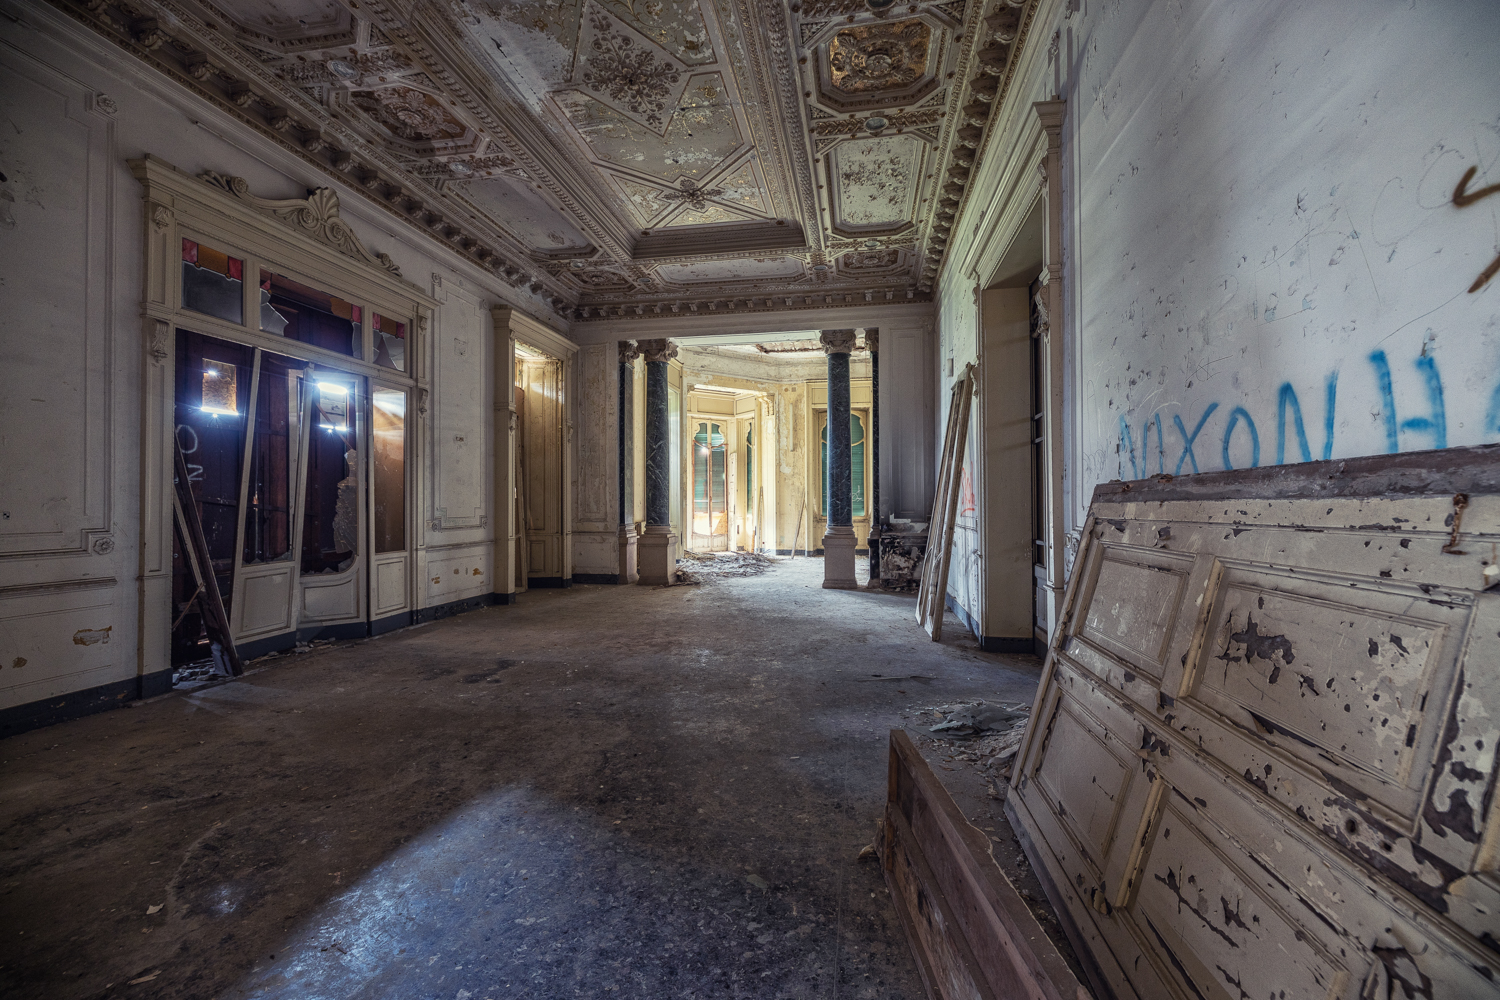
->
[199,171,401,276]
[580,12,683,128]
[351,87,467,143]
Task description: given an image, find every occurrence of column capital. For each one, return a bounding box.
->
[618,339,640,364]
[863,328,879,353]
[819,329,857,355]
[638,338,678,363]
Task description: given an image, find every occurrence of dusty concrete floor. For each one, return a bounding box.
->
[0,557,1044,1000]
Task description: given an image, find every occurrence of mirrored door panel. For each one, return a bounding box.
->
[370,386,409,622]
[298,370,366,625]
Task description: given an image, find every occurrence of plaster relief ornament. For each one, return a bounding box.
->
[581,12,681,127]
[828,20,930,93]
[352,87,466,142]
[661,177,724,211]
[200,171,401,275]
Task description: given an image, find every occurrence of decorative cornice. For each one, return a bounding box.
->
[45,0,574,317]
[200,172,402,275]
[574,287,926,321]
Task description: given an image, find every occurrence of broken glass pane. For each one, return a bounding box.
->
[372,388,406,552]
[373,313,407,372]
[260,270,361,357]
[181,239,244,325]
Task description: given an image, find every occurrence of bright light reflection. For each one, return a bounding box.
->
[317,382,349,396]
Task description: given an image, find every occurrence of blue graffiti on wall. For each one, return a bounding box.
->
[1119,350,1500,479]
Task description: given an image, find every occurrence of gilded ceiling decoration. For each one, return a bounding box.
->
[54,0,1037,321]
[828,20,931,94]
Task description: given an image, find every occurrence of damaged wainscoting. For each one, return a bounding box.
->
[1007,444,1500,1000]
[879,728,1089,1000]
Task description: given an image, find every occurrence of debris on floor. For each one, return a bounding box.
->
[675,550,777,584]
[876,522,928,592]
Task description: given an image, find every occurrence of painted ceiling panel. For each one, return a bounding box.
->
[829,136,922,232]
[86,0,1036,314]
[457,175,594,252]
[655,257,805,284]
[553,78,741,182]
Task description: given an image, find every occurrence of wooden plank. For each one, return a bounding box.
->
[173,440,244,676]
[881,729,1091,1000]
[928,376,972,641]
[918,378,965,628]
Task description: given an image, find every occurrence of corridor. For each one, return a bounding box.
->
[0,560,1042,1000]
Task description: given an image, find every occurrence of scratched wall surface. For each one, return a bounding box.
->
[1072,0,1500,499]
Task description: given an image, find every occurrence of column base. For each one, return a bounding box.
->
[617,524,639,584]
[822,525,858,589]
[637,526,678,586]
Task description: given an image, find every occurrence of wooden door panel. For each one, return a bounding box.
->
[1009,452,1500,1000]
[1078,544,1193,676]
[1129,799,1349,1000]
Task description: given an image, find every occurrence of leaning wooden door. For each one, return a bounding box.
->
[1008,450,1500,1000]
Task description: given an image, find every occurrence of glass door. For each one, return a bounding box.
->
[368,385,410,628]
[296,370,366,628]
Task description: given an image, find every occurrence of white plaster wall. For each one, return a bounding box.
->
[937,0,1500,637]
[1071,0,1500,510]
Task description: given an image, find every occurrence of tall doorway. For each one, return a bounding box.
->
[514,341,569,589]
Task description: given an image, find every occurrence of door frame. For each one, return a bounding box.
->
[135,156,436,669]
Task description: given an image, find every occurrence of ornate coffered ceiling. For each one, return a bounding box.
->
[53,0,1036,323]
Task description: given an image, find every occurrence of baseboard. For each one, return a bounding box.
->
[0,667,174,739]
[571,573,620,584]
[237,630,300,660]
[526,576,572,589]
[414,591,506,623]
[297,621,368,643]
[979,636,1036,654]
[370,610,412,636]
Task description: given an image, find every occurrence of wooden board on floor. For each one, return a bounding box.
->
[1007,443,1500,1000]
[879,728,1090,1000]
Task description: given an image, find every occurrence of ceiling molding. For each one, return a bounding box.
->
[46,0,1033,318]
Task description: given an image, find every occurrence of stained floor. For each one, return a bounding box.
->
[0,557,1044,1000]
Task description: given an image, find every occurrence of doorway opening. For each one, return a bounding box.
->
[514,341,568,589]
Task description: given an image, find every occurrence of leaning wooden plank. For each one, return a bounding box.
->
[172,442,244,676]
[918,379,964,627]
[881,729,1090,1000]
[928,370,972,641]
